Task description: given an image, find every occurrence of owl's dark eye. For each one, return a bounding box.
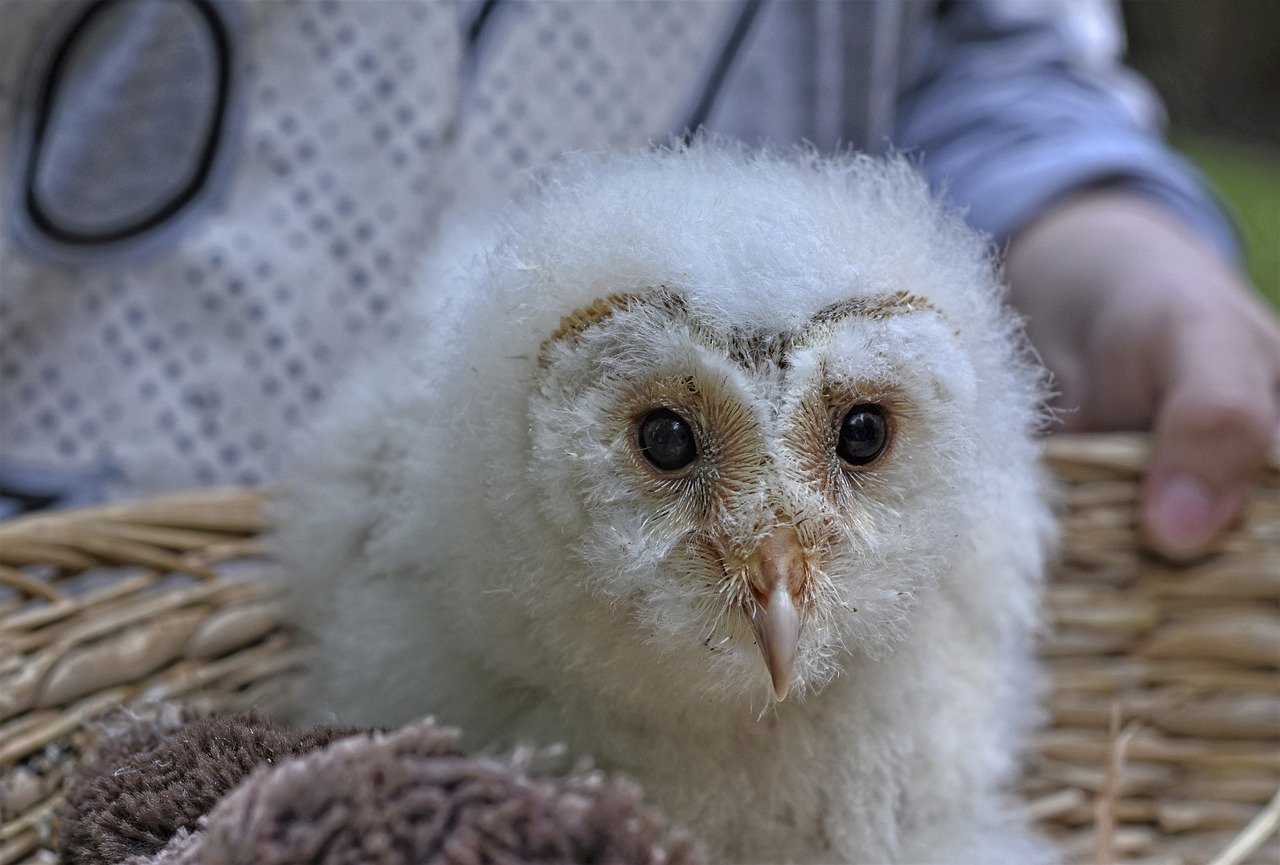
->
[638,409,698,471]
[837,404,888,466]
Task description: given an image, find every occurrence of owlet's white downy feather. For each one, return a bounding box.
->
[276,146,1059,865]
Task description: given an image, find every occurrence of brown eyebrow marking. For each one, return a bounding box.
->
[545,292,643,346]
[809,290,941,327]
[538,287,945,371]
[538,286,694,368]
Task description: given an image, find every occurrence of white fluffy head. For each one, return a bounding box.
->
[282,144,1049,718]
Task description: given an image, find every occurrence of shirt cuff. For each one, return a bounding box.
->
[932,134,1242,264]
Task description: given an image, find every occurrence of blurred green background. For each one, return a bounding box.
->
[1123,0,1280,308]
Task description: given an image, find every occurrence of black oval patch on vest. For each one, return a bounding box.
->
[23,0,232,245]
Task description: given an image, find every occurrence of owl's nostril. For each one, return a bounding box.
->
[745,525,808,601]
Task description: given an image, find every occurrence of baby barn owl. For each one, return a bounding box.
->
[277,146,1057,865]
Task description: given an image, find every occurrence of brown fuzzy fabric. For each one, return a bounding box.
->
[59,712,364,865]
[58,714,702,865]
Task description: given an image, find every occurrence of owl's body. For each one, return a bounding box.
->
[277,147,1057,864]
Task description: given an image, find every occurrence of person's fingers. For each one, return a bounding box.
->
[1141,314,1280,560]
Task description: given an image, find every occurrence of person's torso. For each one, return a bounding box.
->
[0,0,920,502]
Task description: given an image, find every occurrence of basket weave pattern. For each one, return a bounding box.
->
[0,435,1276,865]
[1028,436,1279,865]
[0,488,302,865]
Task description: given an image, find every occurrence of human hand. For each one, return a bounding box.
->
[1005,190,1280,560]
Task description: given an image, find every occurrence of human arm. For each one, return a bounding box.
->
[1005,190,1279,559]
[896,0,1279,557]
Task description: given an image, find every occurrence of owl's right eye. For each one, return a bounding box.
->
[638,409,698,471]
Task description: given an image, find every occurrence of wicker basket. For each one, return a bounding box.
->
[1,434,1276,865]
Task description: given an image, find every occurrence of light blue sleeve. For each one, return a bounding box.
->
[896,0,1239,258]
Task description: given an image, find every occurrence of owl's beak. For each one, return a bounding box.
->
[744,527,806,701]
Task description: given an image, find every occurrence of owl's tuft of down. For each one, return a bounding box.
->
[276,144,1059,865]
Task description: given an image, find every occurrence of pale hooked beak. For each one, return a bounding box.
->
[744,527,807,701]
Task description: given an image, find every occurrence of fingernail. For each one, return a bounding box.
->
[1147,474,1216,559]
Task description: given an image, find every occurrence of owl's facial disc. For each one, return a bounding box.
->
[735,525,809,701]
[532,288,964,704]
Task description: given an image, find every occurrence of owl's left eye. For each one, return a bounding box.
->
[638,409,698,471]
[837,404,889,466]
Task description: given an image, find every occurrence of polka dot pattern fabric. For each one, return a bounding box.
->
[0,0,735,496]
